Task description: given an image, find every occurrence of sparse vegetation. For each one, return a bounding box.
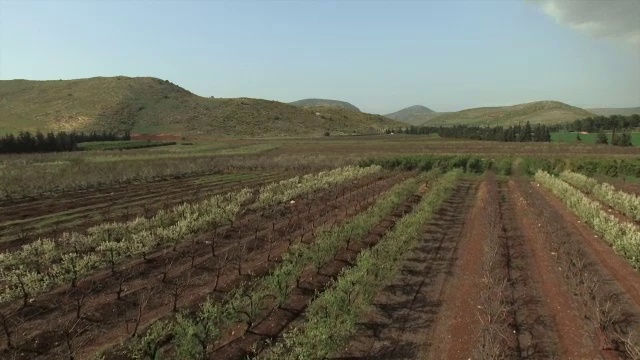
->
[0,78,400,137]
[420,100,595,126]
[2,137,640,360]
[78,140,176,151]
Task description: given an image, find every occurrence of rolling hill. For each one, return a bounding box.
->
[385,105,441,125]
[289,98,360,112]
[587,107,640,117]
[0,77,401,137]
[423,101,595,126]
[304,106,403,134]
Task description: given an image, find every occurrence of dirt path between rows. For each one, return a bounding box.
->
[0,174,405,360]
[496,180,557,358]
[0,173,287,252]
[211,193,425,360]
[533,182,640,310]
[426,179,486,360]
[509,179,605,359]
[335,179,477,359]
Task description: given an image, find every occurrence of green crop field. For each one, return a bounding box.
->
[77,140,177,151]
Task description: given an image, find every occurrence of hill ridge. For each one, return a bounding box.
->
[587,107,640,117]
[424,100,594,126]
[289,98,360,112]
[0,77,401,137]
[385,105,439,125]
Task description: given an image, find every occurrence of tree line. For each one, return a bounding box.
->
[559,114,640,132]
[386,122,552,142]
[0,130,131,154]
[591,129,632,146]
[387,114,637,146]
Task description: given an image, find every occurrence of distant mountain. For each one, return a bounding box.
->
[385,105,441,125]
[289,98,360,112]
[0,77,400,137]
[587,107,640,117]
[424,100,595,126]
[304,106,403,135]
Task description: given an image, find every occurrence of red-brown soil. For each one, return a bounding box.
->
[0,172,409,359]
[5,170,640,360]
[0,172,290,252]
[496,180,557,358]
[532,183,640,310]
[426,179,486,360]
[335,173,637,360]
[512,178,637,359]
[209,193,424,360]
[336,179,477,359]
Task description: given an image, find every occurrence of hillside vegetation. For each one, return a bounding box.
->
[289,98,360,112]
[0,77,399,137]
[385,105,441,125]
[588,107,640,117]
[305,106,403,134]
[424,100,594,126]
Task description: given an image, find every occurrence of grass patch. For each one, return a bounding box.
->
[78,140,176,151]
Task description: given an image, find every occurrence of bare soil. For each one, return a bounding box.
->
[0,172,289,252]
[336,180,477,359]
[335,173,635,360]
[211,193,424,360]
[0,172,408,359]
[512,178,635,359]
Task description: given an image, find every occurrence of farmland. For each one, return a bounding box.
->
[1,136,640,360]
[552,131,640,146]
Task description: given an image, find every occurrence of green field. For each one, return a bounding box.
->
[552,131,640,146]
[77,140,177,151]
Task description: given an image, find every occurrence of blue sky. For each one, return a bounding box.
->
[1,0,638,114]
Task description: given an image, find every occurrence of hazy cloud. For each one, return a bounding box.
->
[531,0,640,46]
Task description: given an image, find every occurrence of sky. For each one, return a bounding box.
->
[0,0,639,114]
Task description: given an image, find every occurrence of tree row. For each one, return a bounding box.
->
[0,130,131,154]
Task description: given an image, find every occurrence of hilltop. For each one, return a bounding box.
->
[0,77,400,137]
[289,98,360,112]
[587,107,640,117]
[304,106,403,135]
[385,105,441,125]
[424,100,595,126]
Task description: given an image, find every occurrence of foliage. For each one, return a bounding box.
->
[78,140,176,151]
[560,114,640,132]
[612,131,633,147]
[552,131,640,146]
[360,155,491,173]
[387,122,552,143]
[138,173,423,359]
[0,166,381,305]
[596,130,609,145]
[261,170,462,359]
[253,165,381,208]
[535,170,640,269]
[0,130,130,154]
[515,157,640,179]
[128,319,173,360]
[560,171,640,222]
